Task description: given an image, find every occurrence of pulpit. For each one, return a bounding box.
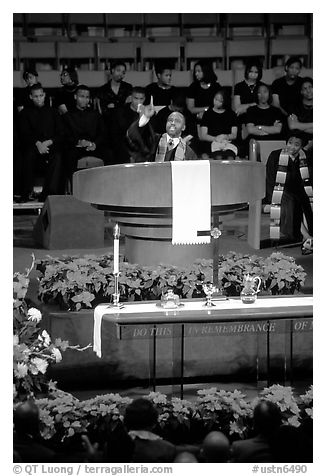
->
[73,160,265,265]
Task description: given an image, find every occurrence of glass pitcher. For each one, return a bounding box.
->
[240,274,262,304]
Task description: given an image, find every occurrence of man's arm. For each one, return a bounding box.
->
[126,100,158,162]
[258,120,283,135]
[246,122,268,136]
[288,114,313,133]
[272,93,288,116]
[233,95,256,116]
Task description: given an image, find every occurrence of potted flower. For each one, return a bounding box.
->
[194,388,253,441]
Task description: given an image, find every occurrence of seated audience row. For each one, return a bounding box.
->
[13,57,313,202]
[13,396,313,463]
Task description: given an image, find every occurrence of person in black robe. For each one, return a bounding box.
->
[97,61,132,126]
[151,92,198,154]
[62,84,108,180]
[265,132,313,247]
[18,83,64,201]
[126,100,197,163]
[108,87,146,164]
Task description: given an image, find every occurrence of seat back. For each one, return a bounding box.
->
[77,156,104,169]
[249,139,286,165]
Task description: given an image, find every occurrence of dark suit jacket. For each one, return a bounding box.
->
[230,435,273,463]
[131,438,177,463]
[14,433,56,463]
[127,120,197,163]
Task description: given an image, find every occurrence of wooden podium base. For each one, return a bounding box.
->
[124,236,213,266]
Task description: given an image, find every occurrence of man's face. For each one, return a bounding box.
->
[301,81,313,101]
[213,93,224,109]
[130,92,145,112]
[75,89,90,110]
[286,62,301,80]
[287,137,302,157]
[158,69,172,87]
[60,71,73,86]
[30,88,45,108]
[111,65,126,82]
[257,85,270,104]
[194,65,203,81]
[25,74,38,87]
[166,112,185,138]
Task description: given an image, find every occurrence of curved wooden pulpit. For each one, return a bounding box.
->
[73,161,265,266]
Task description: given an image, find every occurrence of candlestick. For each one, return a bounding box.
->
[113,223,120,274]
[109,223,124,309]
[211,221,227,301]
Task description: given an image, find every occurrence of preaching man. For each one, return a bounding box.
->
[126,97,197,163]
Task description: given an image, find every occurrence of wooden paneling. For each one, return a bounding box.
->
[228,39,266,56]
[58,42,95,58]
[19,42,56,58]
[142,42,181,58]
[185,41,224,58]
[98,42,136,59]
[271,38,309,55]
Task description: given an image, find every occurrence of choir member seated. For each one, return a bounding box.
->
[62,84,109,181]
[18,83,64,201]
[97,61,132,120]
[246,83,283,145]
[15,68,40,112]
[186,60,222,123]
[199,88,238,159]
[233,60,263,146]
[288,77,313,152]
[272,56,303,118]
[108,86,146,164]
[53,67,79,115]
[145,60,177,106]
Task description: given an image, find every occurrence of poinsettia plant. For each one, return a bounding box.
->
[13,255,91,400]
[194,387,253,439]
[34,385,312,447]
[299,385,313,420]
[36,251,306,311]
[253,384,302,427]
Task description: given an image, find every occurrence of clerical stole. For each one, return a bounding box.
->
[270,149,313,240]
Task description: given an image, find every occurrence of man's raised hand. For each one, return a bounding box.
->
[138,95,156,119]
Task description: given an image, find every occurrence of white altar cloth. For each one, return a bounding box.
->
[93,296,313,357]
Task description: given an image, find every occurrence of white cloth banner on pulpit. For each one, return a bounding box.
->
[171,160,211,245]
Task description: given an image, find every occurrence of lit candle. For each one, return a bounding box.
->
[113,224,120,274]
